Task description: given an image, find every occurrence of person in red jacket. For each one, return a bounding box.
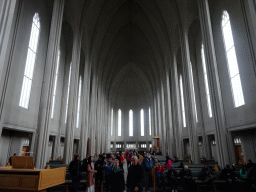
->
[126,151,132,168]
[118,151,124,169]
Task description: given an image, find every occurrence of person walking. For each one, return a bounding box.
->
[109,159,125,192]
[141,152,155,191]
[68,154,82,192]
[127,156,144,192]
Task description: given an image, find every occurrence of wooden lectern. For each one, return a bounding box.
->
[0,156,66,191]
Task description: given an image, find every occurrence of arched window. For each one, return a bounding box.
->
[76,76,82,128]
[201,44,212,117]
[118,109,121,136]
[129,109,133,136]
[180,75,186,127]
[51,49,61,118]
[222,10,244,107]
[19,13,40,108]
[141,109,144,136]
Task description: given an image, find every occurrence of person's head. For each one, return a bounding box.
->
[204,163,209,168]
[184,165,189,170]
[114,159,119,168]
[13,153,16,156]
[166,155,170,160]
[131,155,138,165]
[107,155,112,162]
[180,162,183,166]
[147,152,151,158]
[119,151,122,155]
[74,153,79,160]
[248,159,252,163]
[159,162,163,167]
[225,164,230,169]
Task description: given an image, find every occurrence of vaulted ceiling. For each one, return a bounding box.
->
[64,0,199,107]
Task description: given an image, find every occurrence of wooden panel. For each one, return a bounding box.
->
[0,174,39,190]
[38,167,66,190]
[12,156,34,169]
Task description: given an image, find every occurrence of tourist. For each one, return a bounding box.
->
[87,156,97,192]
[165,155,173,170]
[220,164,242,192]
[109,159,125,192]
[68,154,82,192]
[179,165,197,192]
[141,152,155,191]
[199,163,216,191]
[167,166,178,192]
[105,154,114,192]
[127,156,144,192]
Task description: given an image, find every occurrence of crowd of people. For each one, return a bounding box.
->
[68,151,256,192]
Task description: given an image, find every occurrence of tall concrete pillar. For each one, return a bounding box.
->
[165,70,175,158]
[63,26,82,164]
[33,0,65,168]
[0,0,22,137]
[79,63,91,159]
[180,28,200,164]
[160,81,167,156]
[171,54,184,160]
[198,0,233,167]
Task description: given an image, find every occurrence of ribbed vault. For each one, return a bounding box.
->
[65,0,199,107]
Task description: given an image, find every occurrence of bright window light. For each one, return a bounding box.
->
[51,49,61,118]
[189,62,198,122]
[118,109,121,136]
[65,64,72,123]
[222,10,244,107]
[111,108,113,135]
[76,76,82,128]
[201,44,213,117]
[129,110,133,136]
[149,107,151,135]
[141,109,144,136]
[180,75,186,127]
[19,13,40,109]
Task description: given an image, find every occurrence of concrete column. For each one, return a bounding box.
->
[198,0,232,167]
[160,81,167,156]
[63,26,82,164]
[79,63,91,159]
[0,0,22,136]
[34,0,65,168]
[153,99,158,136]
[165,70,175,158]
[180,28,200,164]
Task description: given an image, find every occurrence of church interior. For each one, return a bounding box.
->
[0,0,256,175]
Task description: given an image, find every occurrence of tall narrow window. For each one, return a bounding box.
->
[129,110,133,136]
[180,75,186,127]
[19,13,40,108]
[149,107,151,135]
[111,108,113,136]
[141,109,144,136]
[51,50,61,118]
[65,64,72,123]
[189,62,198,122]
[201,44,213,117]
[222,10,244,107]
[118,109,121,136]
[76,76,82,128]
